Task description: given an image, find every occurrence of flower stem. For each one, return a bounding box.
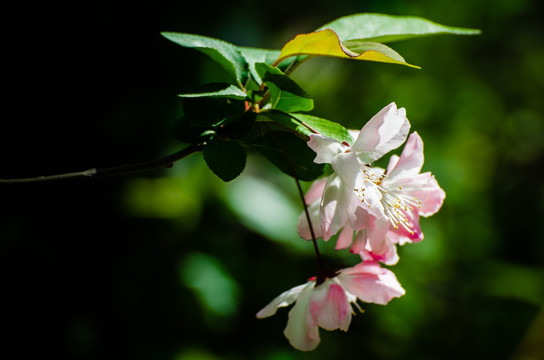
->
[293,177,323,270]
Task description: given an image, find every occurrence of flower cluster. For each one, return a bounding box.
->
[257,103,445,350]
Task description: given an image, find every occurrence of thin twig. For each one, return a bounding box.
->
[0,143,205,184]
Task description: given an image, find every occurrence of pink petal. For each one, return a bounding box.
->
[307,134,344,164]
[310,281,351,331]
[366,217,391,255]
[335,226,354,250]
[386,154,400,173]
[360,239,399,266]
[338,262,405,305]
[389,210,423,244]
[409,173,446,217]
[351,102,410,164]
[304,178,327,205]
[387,132,424,179]
[350,229,368,254]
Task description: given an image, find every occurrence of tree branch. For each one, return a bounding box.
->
[0,143,205,184]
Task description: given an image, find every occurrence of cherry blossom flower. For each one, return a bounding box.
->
[306,102,410,240]
[256,261,405,351]
[337,132,446,264]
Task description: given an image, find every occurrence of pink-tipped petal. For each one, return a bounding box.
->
[310,282,351,332]
[351,103,410,163]
[308,134,344,164]
[338,262,405,305]
[361,239,400,266]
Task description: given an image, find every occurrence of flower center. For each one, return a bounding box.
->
[353,169,422,234]
[380,184,421,234]
[352,167,381,208]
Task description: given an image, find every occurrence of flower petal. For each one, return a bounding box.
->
[320,174,352,240]
[284,283,321,351]
[256,281,314,318]
[297,199,322,240]
[388,210,423,245]
[330,151,362,189]
[409,173,446,217]
[366,217,391,255]
[304,178,327,205]
[350,228,368,254]
[351,102,410,163]
[387,132,424,179]
[360,238,399,266]
[308,134,344,164]
[310,281,351,332]
[335,225,354,250]
[338,261,405,305]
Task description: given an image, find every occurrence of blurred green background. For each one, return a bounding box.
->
[1,1,543,359]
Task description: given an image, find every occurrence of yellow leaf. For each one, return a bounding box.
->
[274,29,420,68]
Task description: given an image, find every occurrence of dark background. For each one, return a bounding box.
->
[1,1,543,359]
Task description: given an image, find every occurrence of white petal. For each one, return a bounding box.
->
[351,102,410,163]
[307,134,344,164]
[256,281,314,318]
[387,132,424,179]
[320,175,353,240]
[283,283,321,351]
[330,152,362,189]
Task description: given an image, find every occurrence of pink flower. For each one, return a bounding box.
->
[256,261,405,351]
[338,132,446,264]
[306,102,410,240]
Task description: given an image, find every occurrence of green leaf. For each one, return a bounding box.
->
[203,138,247,182]
[255,62,314,112]
[317,13,481,43]
[161,32,249,86]
[179,83,248,100]
[262,111,353,144]
[259,111,310,136]
[238,47,295,82]
[249,131,325,181]
[276,29,419,68]
[291,114,354,144]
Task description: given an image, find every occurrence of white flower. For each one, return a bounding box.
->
[304,102,410,240]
